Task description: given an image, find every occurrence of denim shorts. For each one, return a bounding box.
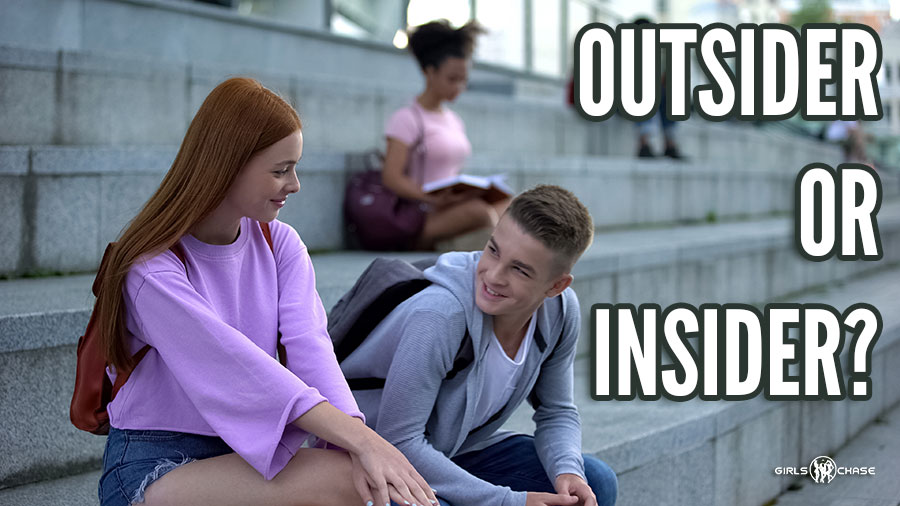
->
[99,428,234,506]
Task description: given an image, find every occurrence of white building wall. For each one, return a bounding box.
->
[878,22,900,135]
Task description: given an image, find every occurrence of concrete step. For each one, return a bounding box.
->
[774,402,900,506]
[4,144,896,276]
[5,201,900,355]
[0,41,843,167]
[2,205,900,492]
[0,469,101,506]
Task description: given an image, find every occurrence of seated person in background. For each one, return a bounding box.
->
[825,120,872,166]
[341,185,618,506]
[383,19,509,250]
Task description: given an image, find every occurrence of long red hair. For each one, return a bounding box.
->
[95,77,302,370]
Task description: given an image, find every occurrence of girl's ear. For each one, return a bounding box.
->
[545,273,573,298]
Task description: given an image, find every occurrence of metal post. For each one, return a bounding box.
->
[524,0,533,72]
[401,0,409,29]
[560,0,569,75]
[323,0,333,30]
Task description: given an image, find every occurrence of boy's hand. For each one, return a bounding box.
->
[555,473,598,506]
[525,491,579,506]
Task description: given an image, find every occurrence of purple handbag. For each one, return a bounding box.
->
[344,107,428,251]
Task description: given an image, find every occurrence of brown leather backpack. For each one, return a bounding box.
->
[70,221,279,435]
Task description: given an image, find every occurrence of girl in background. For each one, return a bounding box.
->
[381,20,509,250]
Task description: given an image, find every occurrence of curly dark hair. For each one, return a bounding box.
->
[407,19,485,71]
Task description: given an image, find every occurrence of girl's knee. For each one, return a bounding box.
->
[583,457,618,506]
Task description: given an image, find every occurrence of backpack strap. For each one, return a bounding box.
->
[467,397,510,437]
[408,103,427,188]
[334,278,432,363]
[259,221,274,251]
[444,330,474,381]
[469,311,571,436]
[111,221,280,398]
[527,306,570,411]
[111,346,151,396]
[255,221,286,365]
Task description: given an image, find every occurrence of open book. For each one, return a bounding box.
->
[422,174,513,204]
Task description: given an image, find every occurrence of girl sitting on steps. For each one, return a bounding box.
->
[94,77,436,506]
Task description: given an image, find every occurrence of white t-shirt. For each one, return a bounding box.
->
[472,314,537,428]
[825,120,858,142]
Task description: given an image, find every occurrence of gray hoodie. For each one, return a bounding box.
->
[340,251,586,506]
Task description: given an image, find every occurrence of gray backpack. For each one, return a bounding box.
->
[327,257,474,390]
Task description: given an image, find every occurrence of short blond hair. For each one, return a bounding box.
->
[506,185,593,272]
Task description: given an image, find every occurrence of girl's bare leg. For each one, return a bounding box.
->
[418,198,494,249]
[491,198,510,220]
[418,196,512,250]
[142,448,362,506]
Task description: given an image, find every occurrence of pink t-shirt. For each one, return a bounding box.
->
[384,101,472,186]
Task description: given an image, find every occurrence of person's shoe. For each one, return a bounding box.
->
[663,145,684,160]
[638,144,655,158]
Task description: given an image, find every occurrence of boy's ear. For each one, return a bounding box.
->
[544,273,574,298]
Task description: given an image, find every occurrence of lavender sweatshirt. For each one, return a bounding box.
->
[107,217,363,480]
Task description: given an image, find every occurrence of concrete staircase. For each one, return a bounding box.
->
[2,1,899,504]
[6,143,882,276]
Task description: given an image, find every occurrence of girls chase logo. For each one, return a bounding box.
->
[775,456,875,484]
[809,456,837,484]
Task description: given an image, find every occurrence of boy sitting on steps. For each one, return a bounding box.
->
[340,185,618,506]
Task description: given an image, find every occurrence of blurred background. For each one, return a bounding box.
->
[181,0,900,168]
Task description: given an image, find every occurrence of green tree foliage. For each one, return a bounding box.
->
[790,0,833,27]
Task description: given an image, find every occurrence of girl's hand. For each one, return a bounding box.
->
[349,435,437,506]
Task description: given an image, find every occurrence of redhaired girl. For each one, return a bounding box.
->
[95,78,437,506]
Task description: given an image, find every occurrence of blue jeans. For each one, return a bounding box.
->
[99,428,233,506]
[397,434,618,506]
[636,89,676,139]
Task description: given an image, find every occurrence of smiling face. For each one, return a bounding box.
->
[424,56,469,102]
[221,130,303,224]
[474,215,574,323]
